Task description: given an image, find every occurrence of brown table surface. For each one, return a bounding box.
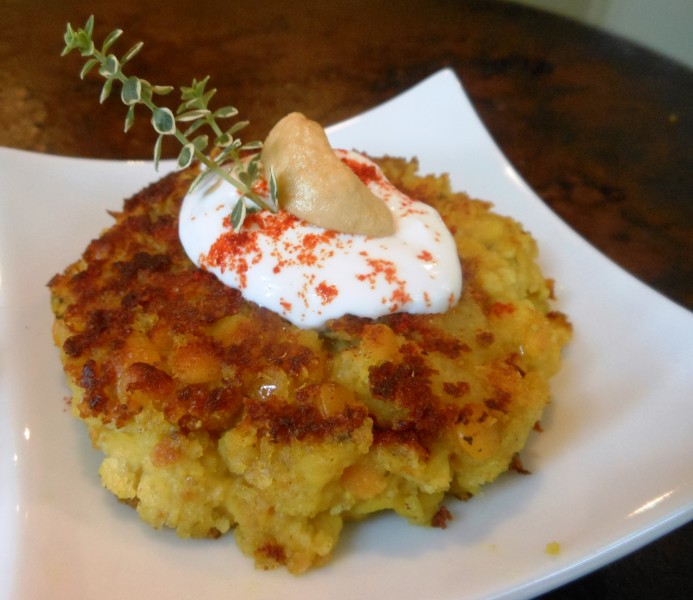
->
[2,0,691,597]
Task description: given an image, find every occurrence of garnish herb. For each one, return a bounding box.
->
[62,15,278,231]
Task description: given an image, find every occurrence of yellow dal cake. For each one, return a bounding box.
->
[49,157,571,573]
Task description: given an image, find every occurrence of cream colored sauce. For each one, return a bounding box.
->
[178,150,462,328]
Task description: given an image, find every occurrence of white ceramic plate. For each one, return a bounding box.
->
[1,69,692,600]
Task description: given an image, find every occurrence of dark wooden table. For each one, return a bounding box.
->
[2,0,691,597]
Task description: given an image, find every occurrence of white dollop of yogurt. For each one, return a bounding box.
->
[178,150,462,329]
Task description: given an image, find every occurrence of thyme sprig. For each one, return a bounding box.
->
[62,15,277,231]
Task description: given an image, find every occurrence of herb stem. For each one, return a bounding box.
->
[62,15,278,230]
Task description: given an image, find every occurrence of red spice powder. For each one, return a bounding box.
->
[297,232,334,267]
[248,210,300,237]
[423,291,431,307]
[356,257,397,285]
[204,229,260,289]
[389,286,413,312]
[356,256,412,310]
[205,210,300,288]
[341,156,380,185]
[315,281,339,305]
[417,250,433,262]
[252,177,269,195]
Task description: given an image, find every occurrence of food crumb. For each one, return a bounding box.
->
[545,541,561,555]
[431,505,453,529]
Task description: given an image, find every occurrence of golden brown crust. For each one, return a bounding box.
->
[49,156,572,573]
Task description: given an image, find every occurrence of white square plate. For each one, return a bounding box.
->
[1,69,692,600]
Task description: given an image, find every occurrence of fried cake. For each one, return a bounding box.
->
[49,157,572,573]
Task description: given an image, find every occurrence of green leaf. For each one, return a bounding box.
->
[177,144,195,169]
[176,109,210,122]
[246,158,258,177]
[201,88,216,108]
[225,120,249,136]
[79,40,95,57]
[238,170,252,187]
[240,140,262,152]
[215,132,233,148]
[230,197,247,232]
[120,41,143,65]
[153,134,164,170]
[63,24,77,49]
[139,79,153,103]
[99,54,119,77]
[151,107,175,135]
[192,134,209,151]
[84,16,94,38]
[79,58,99,79]
[181,76,209,101]
[102,29,123,53]
[183,118,206,137]
[151,85,174,95]
[64,22,75,42]
[121,76,142,105]
[99,78,114,103]
[214,106,238,119]
[124,104,136,132]
[177,98,197,113]
[196,76,210,92]
[216,143,240,163]
[268,166,279,211]
[189,169,215,192]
